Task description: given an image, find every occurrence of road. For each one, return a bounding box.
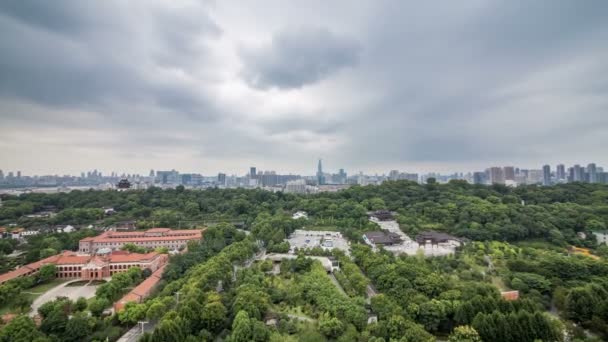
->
[117,321,157,342]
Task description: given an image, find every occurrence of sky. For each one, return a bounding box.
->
[1,0,607,176]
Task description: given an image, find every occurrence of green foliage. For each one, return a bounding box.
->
[121,243,148,254]
[448,325,481,342]
[0,315,45,342]
[38,264,56,283]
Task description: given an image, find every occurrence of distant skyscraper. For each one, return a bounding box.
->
[588,163,598,183]
[503,166,515,181]
[149,169,155,178]
[487,167,505,184]
[473,172,487,185]
[0,169,4,180]
[542,165,551,186]
[217,173,226,186]
[556,164,565,181]
[389,170,399,181]
[338,168,347,184]
[317,159,325,185]
[250,167,257,178]
[573,164,583,182]
[16,171,21,179]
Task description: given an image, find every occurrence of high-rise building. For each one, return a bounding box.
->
[156,170,179,184]
[556,164,565,181]
[317,159,325,185]
[528,170,543,184]
[588,163,598,183]
[503,166,515,181]
[542,165,551,186]
[573,164,583,182]
[16,171,21,179]
[487,167,505,184]
[250,167,257,178]
[0,169,4,180]
[338,168,347,184]
[217,173,226,186]
[149,169,155,178]
[473,172,487,185]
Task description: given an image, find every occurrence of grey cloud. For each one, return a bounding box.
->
[1,0,608,175]
[0,1,220,121]
[239,27,360,90]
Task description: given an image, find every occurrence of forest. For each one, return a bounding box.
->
[1,180,608,341]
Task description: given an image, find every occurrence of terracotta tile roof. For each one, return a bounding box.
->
[146,228,172,233]
[501,290,520,301]
[109,252,160,263]
[0,267,32,283]
[54,254,92,265]
[84,229,202,244]
[114,265,166,311]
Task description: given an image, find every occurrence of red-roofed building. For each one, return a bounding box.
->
[114,265,166,312]
[0,250,168,284]
[501,290,520,301]
[78,228,203,253]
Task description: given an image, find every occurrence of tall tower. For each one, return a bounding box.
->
[317,159,325,185]
[556,164,565,181]
[542,165,551,186]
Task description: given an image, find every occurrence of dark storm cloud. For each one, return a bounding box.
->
[0,1,220,120]
[239,27,360,90]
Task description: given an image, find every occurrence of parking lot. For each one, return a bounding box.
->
[287,230,350,254]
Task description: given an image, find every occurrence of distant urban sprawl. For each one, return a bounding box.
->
[0,161,606,194]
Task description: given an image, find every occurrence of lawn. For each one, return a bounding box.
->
[0,279,66,315]
[23,279,68,301]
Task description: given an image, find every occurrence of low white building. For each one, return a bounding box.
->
[21,230,40,237]
[593,231,608,245]
[57,225,76,233]
[292,211,308,220]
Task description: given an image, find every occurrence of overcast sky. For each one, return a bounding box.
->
[1,1,607,176]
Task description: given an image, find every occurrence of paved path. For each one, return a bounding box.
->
[287,313,314,322]
[117,321,157,342]
[30,281,100,317]
[328,273,347,296]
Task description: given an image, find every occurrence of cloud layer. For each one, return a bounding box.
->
[1,0,607,175]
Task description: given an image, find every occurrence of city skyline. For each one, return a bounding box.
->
[1,1,608,174]
[1,160,608,179]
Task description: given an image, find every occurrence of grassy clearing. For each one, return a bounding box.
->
[0,279,67,315]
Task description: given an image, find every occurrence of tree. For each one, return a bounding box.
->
[64,312,92,342]
[88,298,109,317]
[39,248,57,259]
[10,293,33,313]
[121,243,148,254]
[417,300,446,332]
[38,264,57,283]
[201,300,227,332]
[319,314,345,338]
[448,326,482,342]
[118,302,147,325]
[230,310,252,342]
[74,297,88,312]
[0,315,45,342]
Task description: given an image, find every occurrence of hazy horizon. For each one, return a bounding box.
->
[1,1,608,175]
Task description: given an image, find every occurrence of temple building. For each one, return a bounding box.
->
[79,228,203,253]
